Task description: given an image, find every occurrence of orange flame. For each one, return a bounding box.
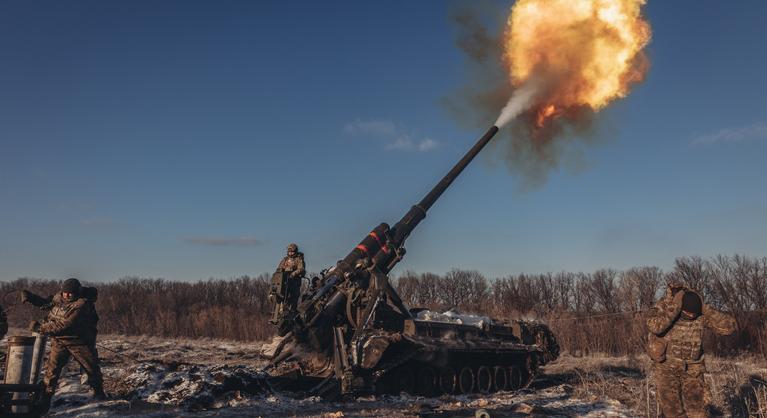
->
[536,104,558,128]
[503,0,651,127]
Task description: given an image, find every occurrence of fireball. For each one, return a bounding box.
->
[503,0,651,127]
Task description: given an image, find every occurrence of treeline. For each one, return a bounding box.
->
[1,275,273,341]
[1,254,765,357]
[395,255,767,357]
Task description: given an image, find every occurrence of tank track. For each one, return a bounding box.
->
[376,353,538,396]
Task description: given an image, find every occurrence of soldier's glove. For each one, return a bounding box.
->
[28,320,41,333]
[672,290,685,314]
[20,290,32,304]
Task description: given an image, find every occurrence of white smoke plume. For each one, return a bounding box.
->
[494,79,540,128]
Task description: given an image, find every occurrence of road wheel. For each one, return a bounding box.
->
[476,366,492,393]
[438,368,457,394]
[458,366,475,394]
[509,366,523,390]
[493,366,508,392]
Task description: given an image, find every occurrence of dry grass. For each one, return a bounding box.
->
[706,356,767,417]
[543,353,767,417]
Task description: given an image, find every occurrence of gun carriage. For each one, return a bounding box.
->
[267,126,559,397]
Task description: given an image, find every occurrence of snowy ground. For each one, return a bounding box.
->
[2,331,764,417]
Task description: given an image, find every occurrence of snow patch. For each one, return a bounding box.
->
[416,309,492,328]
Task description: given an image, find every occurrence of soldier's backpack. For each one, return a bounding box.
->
[80,286,98,302]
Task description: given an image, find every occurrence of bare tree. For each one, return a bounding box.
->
[589,269,619,313]
[618,267,662,311]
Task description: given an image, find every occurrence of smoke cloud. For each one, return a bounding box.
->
[443,4,586,189]
[444,1,649,190]
[494,79,540,128]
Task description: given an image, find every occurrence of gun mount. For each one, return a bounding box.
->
[266,125,559,398]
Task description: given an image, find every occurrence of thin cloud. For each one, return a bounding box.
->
[691,122,767,146]
[419,138,438,152]
[343,119,439,152]
[183,237,262,247]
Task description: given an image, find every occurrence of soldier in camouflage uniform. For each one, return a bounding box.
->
[277,243,306,313]
[23,278,107,403]
[646,284,736,418]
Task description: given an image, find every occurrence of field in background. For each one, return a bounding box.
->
[3,254,765,358]
[1,255,766,416]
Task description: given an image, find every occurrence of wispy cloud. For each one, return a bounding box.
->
[183,237,262,247]
[691,122,767,146]
[418,138,438,152]
[343,119,439,152]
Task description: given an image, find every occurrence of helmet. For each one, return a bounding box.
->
[62,278,82,296]
[682,291,702,316]
[287,243,298,253]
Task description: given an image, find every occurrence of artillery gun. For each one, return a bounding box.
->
[266,126,559,398]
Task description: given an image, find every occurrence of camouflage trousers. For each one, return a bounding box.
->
[654,358,708,418]
[285,277,302,312]
[43,339,104,395]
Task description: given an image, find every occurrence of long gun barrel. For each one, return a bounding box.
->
[376,125,500,272]
[267,126,561,399]
[336,126,500,276]
[284,125,501,341]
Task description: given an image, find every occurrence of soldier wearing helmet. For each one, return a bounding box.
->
[276,243,306,313]
[22,278,107,409]
[647,283,736,418]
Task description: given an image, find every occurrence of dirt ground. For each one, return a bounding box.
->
[3,332,765,417]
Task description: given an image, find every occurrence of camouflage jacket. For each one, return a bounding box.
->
[646,287,736,363]
[278,252,306,279]
[29,291,99,345]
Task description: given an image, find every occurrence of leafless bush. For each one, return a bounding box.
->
[1,275,273,341]
[396,255,766,358]
[618,267,662,312]
[2,254,764,353]
[589,269,620,313]
[396,271,443,310]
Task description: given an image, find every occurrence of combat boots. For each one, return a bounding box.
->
[92,387,108,401]
[34,388,54,415]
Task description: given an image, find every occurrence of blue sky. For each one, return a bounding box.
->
[1,1,765,281]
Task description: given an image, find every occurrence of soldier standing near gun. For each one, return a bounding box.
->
[269,243,306,326]
[647,283,736,418]
[22,278,107,406]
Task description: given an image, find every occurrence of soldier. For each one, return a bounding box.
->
[22,278,107,404]
[277,243,306,313]
[646,283,736,418]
